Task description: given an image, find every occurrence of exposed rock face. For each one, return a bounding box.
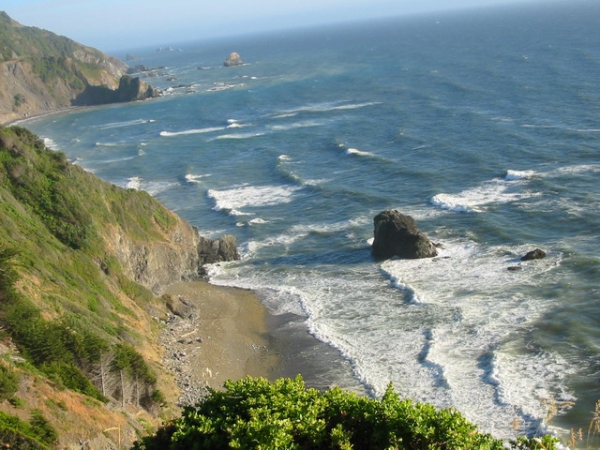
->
[108,219,239,294]
[73,75,159,106]
[371,210,438,260]
[224,52,243,67]
[521,248,546,261]
[0,12,158,123]
[198,235,240,265]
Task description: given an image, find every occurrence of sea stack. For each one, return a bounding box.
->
[371,210,438,260]
[224,52,244,67]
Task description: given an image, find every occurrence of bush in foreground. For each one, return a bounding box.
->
[132,376,559,450]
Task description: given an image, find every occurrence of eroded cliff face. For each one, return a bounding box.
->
[106,218,239,295]
[0,12,158,124]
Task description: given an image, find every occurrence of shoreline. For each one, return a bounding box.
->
[161,280,365,406]
[1,106,79,127]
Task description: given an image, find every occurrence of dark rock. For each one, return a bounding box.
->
[507,266,522,271]
[371,210,438,260]
[166,295,195,318]
[73,74,159,106]
[197,234,240,265]
[521,248,546,261]
[127,64,150,74]
[224,52,243,67]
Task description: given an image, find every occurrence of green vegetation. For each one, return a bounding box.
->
[0,364,19,401]
[0,410,56,449]
[0,125,181,415]
[0,11,130,119]
[133,376,560,450]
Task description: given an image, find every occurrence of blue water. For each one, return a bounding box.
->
[24,1,600,440]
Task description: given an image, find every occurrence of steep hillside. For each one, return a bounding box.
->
[0,12,157,124]
[0,125,238,448]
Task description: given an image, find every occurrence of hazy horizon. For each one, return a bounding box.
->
[3,0,559,53]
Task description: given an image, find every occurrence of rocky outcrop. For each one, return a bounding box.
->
[371,210,438,260]
[73,75,159,106]
[198,235,240,265]
[521,248,546,261]
[224,52,244,67]
[109,220,239,294]
[0,12,158,123]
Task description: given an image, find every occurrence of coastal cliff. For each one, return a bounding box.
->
[0,125,238,448]
[0,11,158,124]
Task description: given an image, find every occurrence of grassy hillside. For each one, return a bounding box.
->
[0,12,156,124]
[0,125,202,448]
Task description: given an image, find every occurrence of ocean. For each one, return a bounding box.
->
[23,0,600,440]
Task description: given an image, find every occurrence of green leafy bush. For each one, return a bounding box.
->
[0,364,19,401]
[133,376,559,450]
[0,410,53,449]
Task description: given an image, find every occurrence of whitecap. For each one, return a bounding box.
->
[184,173,210,184]
[346,147,375,157]
[43,137,59,150]
[212,132,265,140]
[94,118,148,130]
[207,184,301,215]
[249,217,269,225]
[124,176,178,195]
[505,169,536,181]
[269,119,327,131]
[277,101,380,115]
[431,177,540,213]
[126,176,143,190]
[160,127,224,137]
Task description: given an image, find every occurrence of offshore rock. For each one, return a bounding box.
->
[224,52,243,67]
[371,210,437,260]
[521,248,546,261]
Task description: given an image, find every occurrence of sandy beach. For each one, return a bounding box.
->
[161,280,364,405]
[161,281,278,402]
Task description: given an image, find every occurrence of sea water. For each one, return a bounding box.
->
[23,0,600,440]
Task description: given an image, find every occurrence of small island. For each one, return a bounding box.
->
[223,52,244,67]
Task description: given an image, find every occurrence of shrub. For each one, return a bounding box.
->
[0,364,19,401]
[132,376,557,450]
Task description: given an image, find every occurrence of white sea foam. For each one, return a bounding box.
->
[505,169,536,181]
[126,176,143,190]
[43,137,59,150]
[248,217,269,225]
[184,173,210,184]
[277,101,380,115]
[212,132,265,140]
[269,119,327,131]
[346,147,375,157]
[124,176,179,195]
[94,119,149,130]
[549,164,600,176]
[160,127,224,137]
[431,175,540,213]
[375,240,570,437]
[207,184,301,215]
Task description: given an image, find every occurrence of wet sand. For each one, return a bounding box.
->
[162,280,365,404]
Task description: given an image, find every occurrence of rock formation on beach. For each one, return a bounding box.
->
[371,209,438,260]
[224,52,244,67]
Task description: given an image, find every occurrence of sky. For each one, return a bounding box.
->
[3,0,551,53]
